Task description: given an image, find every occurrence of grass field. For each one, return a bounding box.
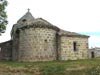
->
[0,58,100,75]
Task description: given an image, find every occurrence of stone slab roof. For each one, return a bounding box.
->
[11,18,60,36]
[89,47,100,50]
[58,29,89,38]
[15,17,59,30]
[13,10,60,31]
[11,11,89,38]
[0,40,12,46]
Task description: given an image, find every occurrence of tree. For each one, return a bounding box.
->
[0,0,8,35]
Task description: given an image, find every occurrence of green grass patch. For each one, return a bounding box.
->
[0,58,100,75]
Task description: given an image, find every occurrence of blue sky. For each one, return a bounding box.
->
[79,32,100,36]
[78,32,100,48]
[0,0,100,48]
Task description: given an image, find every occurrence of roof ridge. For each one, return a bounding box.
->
[59,29,89,37]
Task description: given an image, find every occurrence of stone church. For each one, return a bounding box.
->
[0,10,89,62]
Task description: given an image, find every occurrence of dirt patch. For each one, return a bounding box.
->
[66,66,88,71]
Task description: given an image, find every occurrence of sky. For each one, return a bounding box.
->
[0,0,100,48]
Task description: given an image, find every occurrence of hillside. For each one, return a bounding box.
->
[0,58,100,75]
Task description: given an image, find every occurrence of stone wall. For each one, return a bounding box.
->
[88,48,100,58]
[12,30,19,61]
[60,36,89,60]
[17,27,57,62]
[0,41,12,60]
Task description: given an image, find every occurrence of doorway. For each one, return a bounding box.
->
[91,51,95,58]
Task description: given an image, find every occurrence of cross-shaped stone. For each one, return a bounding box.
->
[27,8,30,12]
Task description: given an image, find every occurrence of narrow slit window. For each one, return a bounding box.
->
[44,39,47,51]
[73,42,77,51]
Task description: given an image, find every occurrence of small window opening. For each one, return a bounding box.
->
[73,42,77,51]
[44,39,47,51]
[22,19,27,22]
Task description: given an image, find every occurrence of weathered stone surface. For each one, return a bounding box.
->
[59,36,89,60]
[88,47,100,58]
[16,27,57,62]
[0,11,90,62]
[0,41,12,60]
